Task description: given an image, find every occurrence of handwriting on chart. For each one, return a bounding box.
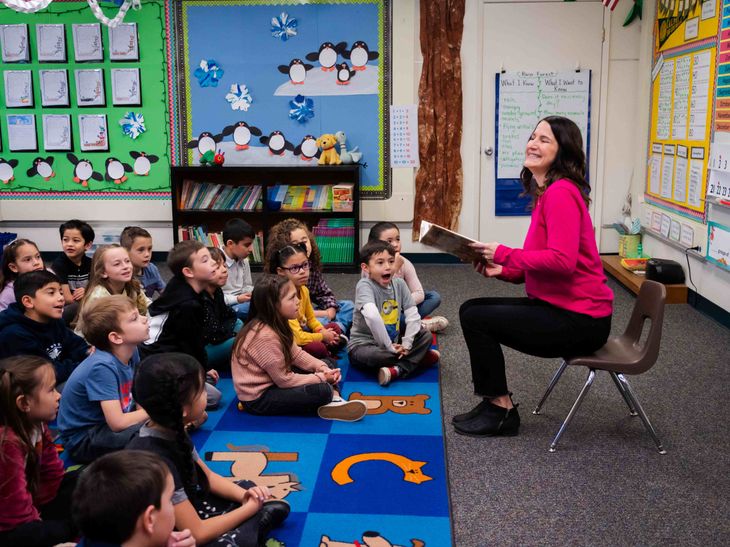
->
[497,71,590,179]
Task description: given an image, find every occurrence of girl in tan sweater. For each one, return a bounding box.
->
[231,275,366,422]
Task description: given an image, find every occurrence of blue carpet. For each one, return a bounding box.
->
[191,345,453,547]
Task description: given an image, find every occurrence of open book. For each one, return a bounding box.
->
[418,220,483,262]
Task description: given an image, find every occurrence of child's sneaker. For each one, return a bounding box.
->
[422,316,449,332]
[378,365,401,386]
[317,399,367,422]
[419,349,440,367]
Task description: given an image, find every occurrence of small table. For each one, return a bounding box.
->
[601,255,687,304]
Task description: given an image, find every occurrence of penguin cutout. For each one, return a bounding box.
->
[336,62,356,86]
[343,41,379,71]
[67,153,103,187]
[26,157,55,181]
[277,59,314,85]
[259,131,295,156]
[105,157,133,185]
[305,42,347,72]
[221,122,262,151]
[186,131,224,156]
[294,135,320,162]
[0,158,18,184]
[129,151,159,176]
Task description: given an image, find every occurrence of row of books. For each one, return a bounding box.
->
[177,225,265,263]
[180,180,263,211]
[269,184,333,211]
[312,218,355,264]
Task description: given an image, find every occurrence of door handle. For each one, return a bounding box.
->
[484,147,494,157]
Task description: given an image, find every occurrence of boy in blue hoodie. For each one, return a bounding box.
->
[0,270,90,385]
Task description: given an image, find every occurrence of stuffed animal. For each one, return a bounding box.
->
[334,131,362,164]
[316,133,342,165]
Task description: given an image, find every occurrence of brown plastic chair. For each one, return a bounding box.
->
[532,280,667,454]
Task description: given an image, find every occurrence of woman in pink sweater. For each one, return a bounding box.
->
[231,274,366,422]
[454,116,613,438]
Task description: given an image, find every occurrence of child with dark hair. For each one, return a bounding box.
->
[120,226,166,299]
[128,353,290,547]
[221,218,256,320]
[267,242,344,359]
[0,271,90,385]
[368,221,448,332]
[348,241,438,386]
[267,218,354,332]
[73,450,194,547]
[58,295,149,463]
[0,356,78,547]
[232,274,366,421]
[51,219,95,323]
[142,240,221,410]
[204,247,242,370]
[0,238,45,312]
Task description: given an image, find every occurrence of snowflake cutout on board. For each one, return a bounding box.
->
[271,12,298,41]
[225,83,253,111]
[119,112,145,139]
[194,59,224,88]
[288,94,314,124]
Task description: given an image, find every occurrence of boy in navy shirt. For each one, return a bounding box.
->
[120,226,166,299]
[58,295,150,463]
[51,219,95,323]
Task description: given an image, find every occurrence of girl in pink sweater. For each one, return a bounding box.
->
[454,116,613,438]
[0,355,77,546]
[231,274,366,421]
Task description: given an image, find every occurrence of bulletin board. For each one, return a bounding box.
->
[494,70,591,216]
[0,0,171,198]
[645,41,716,221]
[171,0,391,198]
[655,0,720,55]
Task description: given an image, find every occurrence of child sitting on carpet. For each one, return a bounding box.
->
[232,274,367,421]
[128,352,290,547]
[348,240,438,386]
[368,222,448,332]
[0,356,78,547]
[203,247,242,370]
[120,226,166,299]
[268,218,354,332]
[0,239,45,312]
[267,242,344,359]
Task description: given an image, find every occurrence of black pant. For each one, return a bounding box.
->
[197,480,263,547]
[460,297,611,397]
[0,471,78,547]
[244,382,334,416]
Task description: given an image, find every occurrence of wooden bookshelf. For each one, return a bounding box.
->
[602,254,687,304]
[170,165,360,272]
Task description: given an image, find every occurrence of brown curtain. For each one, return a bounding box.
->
[412,0,465,239]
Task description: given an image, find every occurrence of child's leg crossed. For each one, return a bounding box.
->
[243,383,334,416]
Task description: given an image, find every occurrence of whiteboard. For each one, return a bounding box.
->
[496,70,591,180]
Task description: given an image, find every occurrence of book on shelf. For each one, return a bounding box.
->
[332,183,354,212]
[269,184,334,211]
[313,218,354,264]
[180,180,262,211]
[178,226,265,263]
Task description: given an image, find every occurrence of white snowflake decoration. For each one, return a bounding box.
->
[119,111,145,139]
[225,83,253,111]
[271,12,298,41]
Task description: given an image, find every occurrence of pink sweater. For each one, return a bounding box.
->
[493,179,613,318]
[232,323,328,401]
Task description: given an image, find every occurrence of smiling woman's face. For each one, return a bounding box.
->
[524,120,559,183]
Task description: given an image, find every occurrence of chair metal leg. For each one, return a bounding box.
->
[549,369,596,452]
[616,374,667,455]
[609,371,638,416]
[533,360,569,415]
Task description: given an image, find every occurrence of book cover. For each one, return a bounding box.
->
[418,220,482,262]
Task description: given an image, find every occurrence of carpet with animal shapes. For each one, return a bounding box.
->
[191,338,452,546]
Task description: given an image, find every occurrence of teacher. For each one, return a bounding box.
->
[455,116,613,438]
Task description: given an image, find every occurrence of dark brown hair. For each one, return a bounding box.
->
[520,116,591,207]
[264,241,308,275]
[167,240,205,279]
[0,356,55,497]
[0,239,42,290]
[208,246,226,265]
[233,275,295,371]
[266,218,322,272]
[360,240,395,264]
[119,226,152,250]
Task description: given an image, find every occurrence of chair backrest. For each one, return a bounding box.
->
[620,280,666,374]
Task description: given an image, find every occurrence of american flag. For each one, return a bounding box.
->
[603,0,620,11]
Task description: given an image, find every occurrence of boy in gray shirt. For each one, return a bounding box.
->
[348,240,439,386]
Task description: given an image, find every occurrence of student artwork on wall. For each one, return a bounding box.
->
[0,0,170,197]
[36,24,66,62]
[171,0,392,197]
[655,0,719,55]
[0,24,30,62]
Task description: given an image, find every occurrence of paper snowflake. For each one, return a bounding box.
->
[194,59,224,88]
[288,94,314,124]
[225,83,253,111]
[271,12,298,41]
[119,112,145,139]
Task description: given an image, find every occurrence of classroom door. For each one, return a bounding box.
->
[479,1,605,247]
